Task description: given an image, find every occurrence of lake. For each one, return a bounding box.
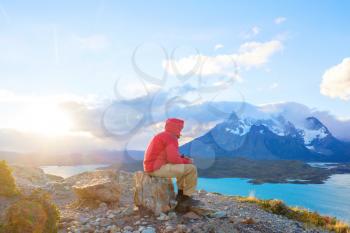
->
[41,164,350,223]
[40,164,110,178]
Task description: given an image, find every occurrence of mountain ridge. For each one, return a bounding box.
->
[180,112,350,162]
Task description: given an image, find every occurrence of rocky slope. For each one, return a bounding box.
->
[0,166,336,233]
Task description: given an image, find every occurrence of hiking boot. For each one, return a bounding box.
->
[175,195,201,213]
[176,189,184,201]
[178,194,201,206]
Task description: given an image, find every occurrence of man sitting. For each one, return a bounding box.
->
[143,118,199,206]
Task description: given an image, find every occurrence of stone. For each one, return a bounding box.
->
[99,202,108,209]
[133,171,176,215]
[141,227,156,233]
[209,210,228,218]
[72,170,121,203]
[168,211,177,219]
[164,225,176,232]
[189,206,215,217]
[176,224,188,233]
[183,211,201,220]
[156,212,170,221]
[124,226,133,231]
[110,225,119,233]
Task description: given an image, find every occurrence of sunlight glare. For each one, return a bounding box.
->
[13,103,73,136]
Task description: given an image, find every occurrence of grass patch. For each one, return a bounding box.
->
[236,196,350,233]
[1,189,60,233]
[0,160,19,197]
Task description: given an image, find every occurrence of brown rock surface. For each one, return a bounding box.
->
[133,171,176,215]
[72,170,121,203]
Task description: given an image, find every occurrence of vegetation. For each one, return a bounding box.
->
[0,160,19,197]
[1,189,60,233]
[237,196,350,233]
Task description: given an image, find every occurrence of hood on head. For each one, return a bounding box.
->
[165,118,184,137]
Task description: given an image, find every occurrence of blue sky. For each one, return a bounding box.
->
[1,0,349,114]
[0,0,350,152]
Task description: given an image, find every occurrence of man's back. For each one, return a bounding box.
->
[143,118,190,172]
[143,131,175,172]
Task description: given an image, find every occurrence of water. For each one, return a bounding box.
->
[40,164,350,223]
[197,175,350,223]
[40,164,109,178]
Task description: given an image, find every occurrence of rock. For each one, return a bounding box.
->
[110,225,119,233]
[168,211,177,219]
[183,211,201,220]
[133,171,176,215]
[99,202,108,209]
[157,212,170,221]
[124,225,134,231]
[176,224,188,233]
[241,217,256,224]
[164,225,176,232]
[209,210,228,218]
[72,170,121,203]
[141,227,156,233]
[189,206,215,217]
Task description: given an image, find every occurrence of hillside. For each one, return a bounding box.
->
[1,166,349,233]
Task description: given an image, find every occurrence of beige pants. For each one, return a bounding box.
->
[149,163,198,196]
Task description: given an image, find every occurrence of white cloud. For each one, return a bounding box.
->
[320,58,350,100]
[274,17,287,25]
[73,34,110,50]
[259,101,350,141]
[269,82,279,89]
[252,26,260,35]
[214,44,224,50]
[163,40,283,79]
[0,4,10,23]
[241,26,261,39]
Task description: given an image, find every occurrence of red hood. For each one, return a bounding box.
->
[165,118,184,137]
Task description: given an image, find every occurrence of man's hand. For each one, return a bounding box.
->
[181,154,194,163]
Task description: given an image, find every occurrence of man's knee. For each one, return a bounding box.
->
[185,164,197,174]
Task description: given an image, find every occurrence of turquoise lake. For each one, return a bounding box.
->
[41,165,350,223]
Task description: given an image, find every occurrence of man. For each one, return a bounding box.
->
[143,118,199,206]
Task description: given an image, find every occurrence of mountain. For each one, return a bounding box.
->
[180,112,350,162]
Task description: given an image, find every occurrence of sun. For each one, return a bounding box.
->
[13,103,73,136]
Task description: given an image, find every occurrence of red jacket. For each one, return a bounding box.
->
[143,118,191,172]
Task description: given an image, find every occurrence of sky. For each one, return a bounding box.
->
[0,0,350,153]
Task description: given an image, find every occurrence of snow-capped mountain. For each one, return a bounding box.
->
[180,112,350,162]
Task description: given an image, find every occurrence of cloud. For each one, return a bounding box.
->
[274,17,287,25]
[0,4,10,23]
[214,44,224,51]
[259,101,350,141]
[269,82,279,89]
[320,58,350,100]
[163,40,283,79]
[241,26,261,39]
[1,89,350,155]
[73,34,110,50]
[252,26,260,36]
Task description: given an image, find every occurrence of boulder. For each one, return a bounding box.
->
[72,170,121,203]
[133,171,176,215]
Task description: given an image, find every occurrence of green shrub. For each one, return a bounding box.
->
[0,160,19,197]
[237,196,350,233]
[1,189,60,233]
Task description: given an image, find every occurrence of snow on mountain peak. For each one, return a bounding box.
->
[221,111,332,147]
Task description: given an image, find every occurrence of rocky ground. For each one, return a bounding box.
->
[1,166,330,233]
